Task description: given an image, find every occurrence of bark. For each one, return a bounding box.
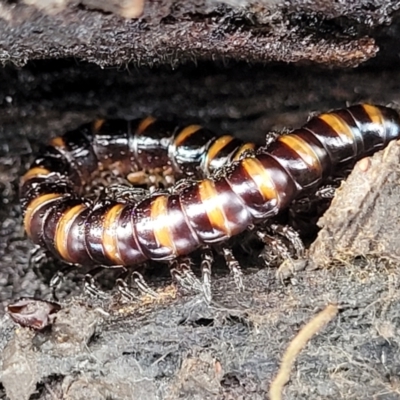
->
[0,0,399,67]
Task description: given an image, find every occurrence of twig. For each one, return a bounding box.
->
[269,303,338,400]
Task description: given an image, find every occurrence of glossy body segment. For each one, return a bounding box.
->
[88,117,256,179]
[20,104,400,266]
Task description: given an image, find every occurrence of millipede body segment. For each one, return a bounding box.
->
[20,105,400,269]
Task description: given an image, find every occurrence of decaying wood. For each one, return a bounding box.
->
[2,261,400,400]
[0,0,399,67]
[1,0,400,397]
[269,304,339,400]
[310,140,400,267]
[0,61,400,399]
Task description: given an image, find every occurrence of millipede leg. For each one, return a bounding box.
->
[115,268,138,301]
[163,172,176,187]
[49,264,75,301]
[131,271,158,298]
[257,230,307,280]
[200,246,214,302]
[104,184,149,204]
[84,268,108,299]
[170,257,202,293]
[149,166,177,191]
[116,278,138,301]
[148,174,162,193]
[291,183,337,215]
[314,185,336,199]
[171,178,197,194]
[128,167,176,192]
[222,246,244,291]
[126,170,151,186]
[116,268,158,300]
[159,166,176,189]
[264,131,280,149]
[28,244,47,273]
[84,265,123,299]
[256,230,291,265]
[270,224,305,258]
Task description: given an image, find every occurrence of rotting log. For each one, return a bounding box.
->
[310,139,400,266]
[0,0,399,67]
[0,60,400,399]
[1,0,400,398]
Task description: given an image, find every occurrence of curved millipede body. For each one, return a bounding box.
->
[20,105,400,269]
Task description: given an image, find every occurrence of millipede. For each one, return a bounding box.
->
[20,104,400,300]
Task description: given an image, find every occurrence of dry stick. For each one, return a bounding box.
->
[269,303,339,400]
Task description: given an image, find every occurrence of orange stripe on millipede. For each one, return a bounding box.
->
[278,135,322,172]
[151,195,176,253]
[198,179,230,235]
[241,158,278,202]
[49,136,65,148]
[319,113,354,141]
[204,136,235,170]
[102,204,125,265]
[21,167,51,184]
[54,204,87,263]
[233,143,256,161]
[92,119,105,132]
[137,117,156,134]
[362,104,384,126]
[174,125,202,146]
[24,193,63,238]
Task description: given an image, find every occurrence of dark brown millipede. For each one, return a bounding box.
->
[19,104,400,296]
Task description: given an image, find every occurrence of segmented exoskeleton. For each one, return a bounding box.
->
[20,105,400,299]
